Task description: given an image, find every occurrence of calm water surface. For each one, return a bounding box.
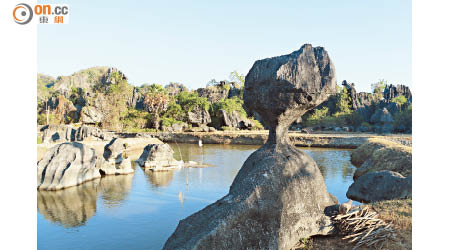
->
[37,144,356,250]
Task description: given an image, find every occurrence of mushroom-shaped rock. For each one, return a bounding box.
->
[136,143,181,169]
[163,44,338,250]
[37,142,102,190]
[244,43,336,144]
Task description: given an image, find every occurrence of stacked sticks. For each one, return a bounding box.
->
[332,206,397,249]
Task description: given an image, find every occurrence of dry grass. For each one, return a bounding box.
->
[294,199,412,250]
[351,138,412,179]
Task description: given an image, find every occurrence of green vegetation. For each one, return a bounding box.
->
[393,104,412,132]
[211,96,246,117]
[392,95,408,106]
[371,79,387,99]
[37,136,42,144]
[303,87,363,128]
[176,91,209,112]
[122,108,153,131]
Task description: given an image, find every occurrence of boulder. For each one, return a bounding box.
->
[164,44,337,250]
[347,171,412,203]
[75,125,112,141]
[41,124,76,143]
[218,109,253,129]
[101,138,134,175]
[37,142,102,190]
[196,84,229,103]
[81,106,104,124]
[351,139,412,180]
[136,143,181,169]
[187,106,211,127]
[162,123,187,133]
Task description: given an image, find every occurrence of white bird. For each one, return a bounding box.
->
[198,139,203,147]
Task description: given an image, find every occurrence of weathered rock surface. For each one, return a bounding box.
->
[244,44,336,143]
[218,109,253,129]
[41,124,76,143]
[187,106,211,126]
[164,44,338,250]
[101,138,134,175]
[347,171,412,203]
[37,142,102,190]
[75,125,112,141]
[196,82,229,103]
[136,143,181,169]
[384,84,412,102]
[351,139,412,180]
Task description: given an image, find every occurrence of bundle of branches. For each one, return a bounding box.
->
[332,206,397,249]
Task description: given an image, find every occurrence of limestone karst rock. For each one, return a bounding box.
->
[136,143,181,169]
[37,142,102,190]
[163,44,338,250]
[347,170,412,203]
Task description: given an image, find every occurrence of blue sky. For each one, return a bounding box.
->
[38,0,411,92]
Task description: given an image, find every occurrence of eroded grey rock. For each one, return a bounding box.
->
[136,143,180,169]
[346,170,412,203]
[37,142,101,190]
[101,138,134,175]
[164,44,338,250]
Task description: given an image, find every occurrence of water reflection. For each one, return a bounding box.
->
[37,179,99,228]
[99,174,134,208]
[37,174,134,228]
[38,144,357,250]
[144,170,175,188]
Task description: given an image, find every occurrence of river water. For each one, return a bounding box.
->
[37,144,356,250]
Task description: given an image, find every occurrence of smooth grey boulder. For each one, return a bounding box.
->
[346,170,412,203]
[164,44,337,250]
[136,143,181,169]
[37,142,102,190]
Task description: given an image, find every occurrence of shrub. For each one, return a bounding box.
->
[392,95,408,106]
[163,101,185,121]
[211,96,246,117]
[249,118,264,130]
[37,136,42,144]
[160,117,183,128]
[176,91,210,112]
[121,108,152,131]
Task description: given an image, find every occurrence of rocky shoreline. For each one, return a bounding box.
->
[117,131,412,149]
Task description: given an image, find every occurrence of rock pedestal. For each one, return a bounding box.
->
[163,44,338,250]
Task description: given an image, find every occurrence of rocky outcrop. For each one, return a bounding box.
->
[196,83,229,103]
[101,138,134,175]
[187,106,211,127]
[164,44,338,250]
[37,142,102,190]
[217,109,253,129]
[384,84,412,102]
[136,144,181,169]
[370,108,394,133]
[41,124,76,143]
[347,171,412,203]
[351,139,412,179]
[165,82,188,96]
[75,125,112,141]
[162,122,188,133]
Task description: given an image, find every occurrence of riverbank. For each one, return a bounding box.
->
[117,131,412,149]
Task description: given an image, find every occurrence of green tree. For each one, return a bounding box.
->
[371,79,387,99]
[142,84,170,130]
